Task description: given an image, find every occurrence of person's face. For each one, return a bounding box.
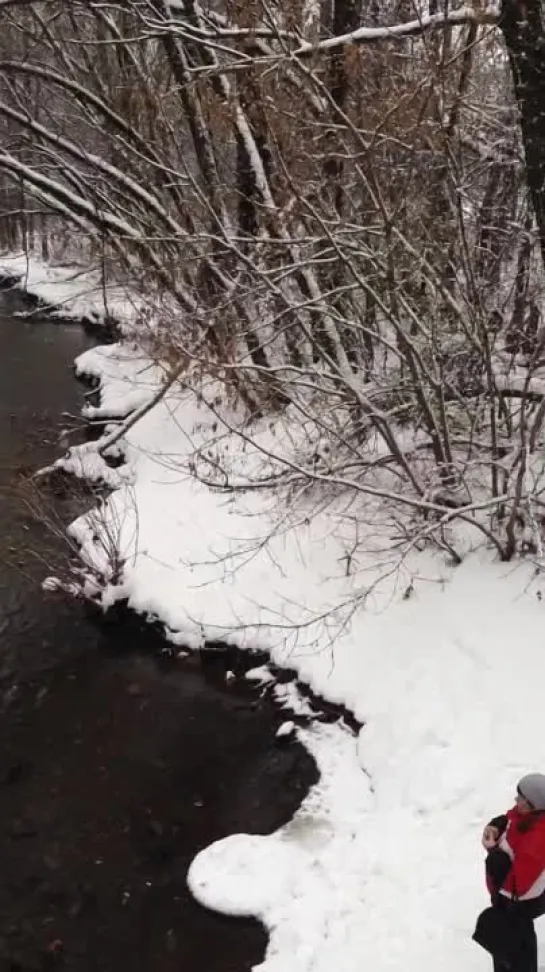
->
[516,789,534,814]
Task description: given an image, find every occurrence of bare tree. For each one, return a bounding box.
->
[3,0,545,565]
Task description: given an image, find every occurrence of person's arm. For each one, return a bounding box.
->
[486,847,512,894]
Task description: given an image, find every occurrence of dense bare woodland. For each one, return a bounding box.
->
[2,0,545,562]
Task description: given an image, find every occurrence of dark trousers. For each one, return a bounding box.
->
[491,894,545,972]
[491,919,536,972]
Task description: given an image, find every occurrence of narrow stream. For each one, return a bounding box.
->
[0,288,317,972]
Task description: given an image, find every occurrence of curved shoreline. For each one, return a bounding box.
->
[0,286,323,972]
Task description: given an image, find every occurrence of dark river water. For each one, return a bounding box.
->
[0,288,316,972]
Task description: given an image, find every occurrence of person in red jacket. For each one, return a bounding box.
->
[481,773,545,972]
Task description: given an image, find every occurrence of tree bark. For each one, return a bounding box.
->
[500,0,545,267]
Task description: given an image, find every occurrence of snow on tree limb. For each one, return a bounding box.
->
[161,2,499,54]
[0,97,189,241]
[293,6,499,55]
[0,152,202,316]
[146,1,500,58]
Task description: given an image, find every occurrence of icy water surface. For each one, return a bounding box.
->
[0,287,316,971]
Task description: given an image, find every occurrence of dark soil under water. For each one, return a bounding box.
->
[0,286,318,972]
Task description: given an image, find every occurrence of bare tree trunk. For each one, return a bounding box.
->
[500,0,545,268]
[325,0,361,215]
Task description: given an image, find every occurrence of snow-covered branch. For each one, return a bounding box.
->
[293,6,498,54]
[155,1,499,54]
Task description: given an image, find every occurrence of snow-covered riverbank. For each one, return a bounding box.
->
[0,251,142,326]
[5,249,545,972]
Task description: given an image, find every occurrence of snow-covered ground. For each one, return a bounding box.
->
[0,250,143,325]
[5,251,545,972]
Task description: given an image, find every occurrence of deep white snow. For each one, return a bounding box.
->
[5,251,545,972]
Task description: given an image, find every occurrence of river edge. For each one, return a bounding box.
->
[0,271,358,971]
[0,267,359,730]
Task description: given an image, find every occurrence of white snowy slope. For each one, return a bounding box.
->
[6,254,545,972]
[67,342,545,972]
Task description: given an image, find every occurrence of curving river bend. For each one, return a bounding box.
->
[0,288,316,972]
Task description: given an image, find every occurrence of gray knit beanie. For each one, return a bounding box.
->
[518,773,545,811]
